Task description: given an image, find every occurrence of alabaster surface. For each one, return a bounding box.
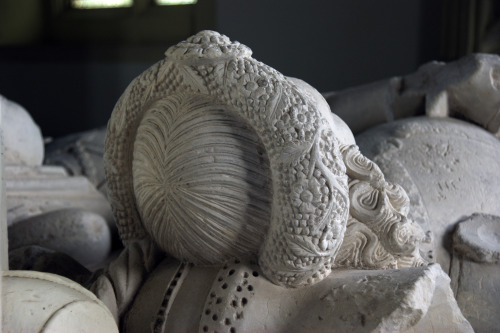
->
[404,269,473,333]
[356,117,500,271]
[2,270,118,333]
[450,213,500,331]
[454,213,500,264]
[104,30,425,289]
[356,117,500,332]
[122,258,471,333]
[0,95,44,166]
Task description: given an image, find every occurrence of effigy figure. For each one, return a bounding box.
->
[6,30,500,332]
[83,31,474,332]
[45,127,108,196]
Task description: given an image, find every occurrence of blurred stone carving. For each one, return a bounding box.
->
[0,95,44,166]
[325,53,500,137]
[8,209,111,270]
[5,165,113,228]
[45,128,108,196]
[1,97,114,269]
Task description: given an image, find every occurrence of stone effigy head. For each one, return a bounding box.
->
[104,30,424,288]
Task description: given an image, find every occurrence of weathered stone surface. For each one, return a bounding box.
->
[2,270,118,333]
[91,237,471,332]
[217,263,438,333]
[404,269,473,333]
[5,165,114,228]
[450,254,500,333]
[454,213,500,264]
[0,95,44,166]
[425,54,500,137]
[450,213,500,332]
[121,257,455,333]
[8,209,111,268]
[356,117,500,273]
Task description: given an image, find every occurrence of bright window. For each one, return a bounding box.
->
[71,0,197,9]
[71,0,133,9]
[155,0,197,5]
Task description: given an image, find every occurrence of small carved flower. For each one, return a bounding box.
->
[292,177,322,214]
[290,106,314,131]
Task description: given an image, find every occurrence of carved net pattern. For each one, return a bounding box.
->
[199,259,259,333]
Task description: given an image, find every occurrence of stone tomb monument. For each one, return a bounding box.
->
[93,30,470,332]
[4,30,500,332]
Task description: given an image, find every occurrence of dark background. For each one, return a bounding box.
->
[0,0,498,139]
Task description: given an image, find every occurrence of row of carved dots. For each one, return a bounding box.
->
[153,263,186,332]
[201,260,260,333]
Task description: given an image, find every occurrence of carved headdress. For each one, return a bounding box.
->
[104,31,425,288]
